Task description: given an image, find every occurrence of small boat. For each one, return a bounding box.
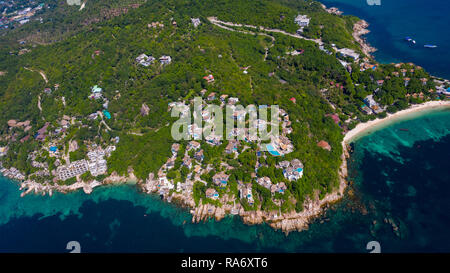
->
[404,37,416,44]
[399,128,409,132]
[230,208,239,215]
[424,44,437,48]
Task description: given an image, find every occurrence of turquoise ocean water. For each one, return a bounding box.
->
[1,0,450,252]
[1,107,449,252]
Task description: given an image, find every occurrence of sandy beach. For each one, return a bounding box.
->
[344,100,450,144]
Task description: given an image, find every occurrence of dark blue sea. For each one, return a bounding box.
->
[320,0,450,79]
[1,0,450,253]
[1,107,449,253]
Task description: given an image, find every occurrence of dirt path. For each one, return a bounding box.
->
[80,1,87,11]
[25,68,46,115]
[208,17,276,63]
[98,111,112,131]
[101,120,111,131]
[24,67,48,83]
[39,71,48,83]
[37,94,42,113]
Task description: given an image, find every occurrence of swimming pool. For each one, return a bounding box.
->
[266,144,281,156]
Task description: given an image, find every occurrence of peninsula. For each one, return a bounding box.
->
[0,0,449,234]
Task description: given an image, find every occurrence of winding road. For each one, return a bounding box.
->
[207,17,324,46]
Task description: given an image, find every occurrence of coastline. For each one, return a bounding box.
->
[1,170,137,197]
[3,100,449,235]
[1,6,449,236]
[180,100,449,234]
[2,97,447,235]
[344,100,450,144]
[322,3,377,58]
[4,102,449,235]
[141,163,349,234]
[257,100,449,233]
[352,19,377,58]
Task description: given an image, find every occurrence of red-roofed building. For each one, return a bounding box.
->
[317,140,331,151]
[326,114,340,124]
[203,74,215,83]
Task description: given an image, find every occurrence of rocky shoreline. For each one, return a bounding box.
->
[321,3,376,58]
[4,5,443,235]
[139,143,350,235]
[353,20,377,58]
[6,169,136,197]
[1,142,348,235]
[9,101,449,234]
[7,98,446,234]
